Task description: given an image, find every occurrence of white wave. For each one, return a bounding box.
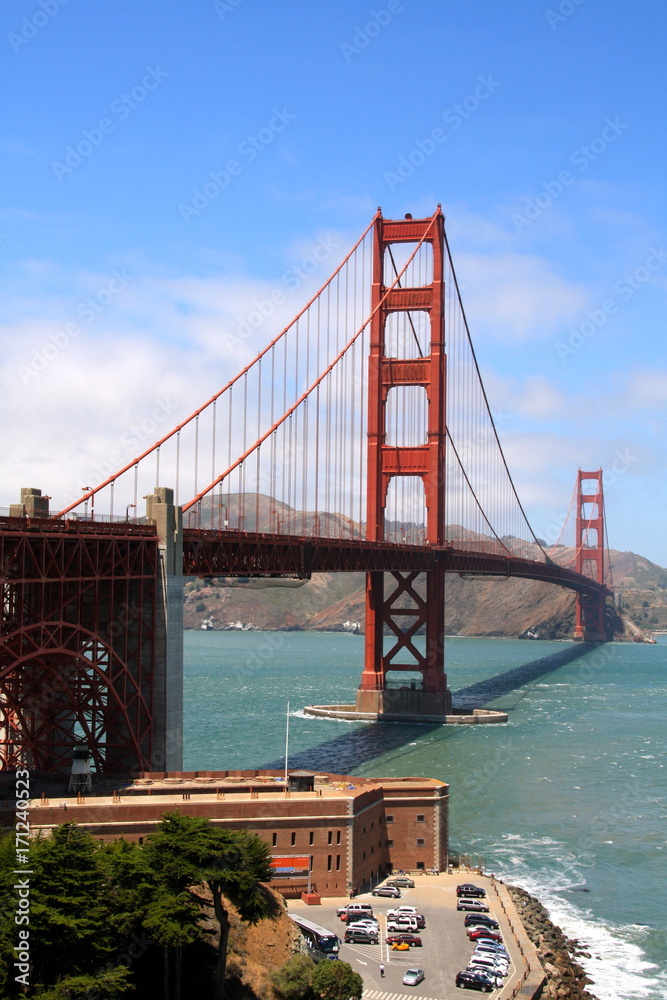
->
[493,852,666,1000]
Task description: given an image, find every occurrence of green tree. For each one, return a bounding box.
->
[311,961,363,1000]
[272,953,315,1000]
[143,887,201,1000]
[145,812,274,1000]
[31,966,134,999]
[27,825,121,987]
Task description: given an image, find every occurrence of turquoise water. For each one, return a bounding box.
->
[184,631,667,1000]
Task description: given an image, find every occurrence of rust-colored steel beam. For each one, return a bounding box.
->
[181,528,610,599]
[0,517,158,776]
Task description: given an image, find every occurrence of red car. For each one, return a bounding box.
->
[467,927,503,943]
[386,933,422,947]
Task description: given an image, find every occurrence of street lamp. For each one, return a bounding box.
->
[125,503,136,521]
[270,509,282,533]
[237,514,246,531]
[218,502,228,531]
[81,486,92,520]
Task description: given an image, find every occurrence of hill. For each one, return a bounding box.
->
[183,548,666,640]
[186,493,665,639]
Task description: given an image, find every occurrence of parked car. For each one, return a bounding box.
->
[372,885,401,898]
[454,969,497,992]
[467,926,503,942]
[473,945,509,965]
[475,943,509,962]
[387,916,419,933]
[392,941,410,950]
[386,933,422,947]
[464,913,500,930]
[343,927,378,944]
[338,902,374,921]
[402,968,425,987]
[347,919,379,933]
[457,897,490,912]
[468,956,508,978]
[387,876,415,888]
[457,883,487,898]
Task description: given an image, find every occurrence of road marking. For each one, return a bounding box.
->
[363,992,441,1000]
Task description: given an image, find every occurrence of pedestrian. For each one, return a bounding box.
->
[380,963,385,978]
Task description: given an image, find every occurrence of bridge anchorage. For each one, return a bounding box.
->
[0,208,614,777]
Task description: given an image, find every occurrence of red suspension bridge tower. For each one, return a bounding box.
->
[574,469,608,642]
[357,209,452,719]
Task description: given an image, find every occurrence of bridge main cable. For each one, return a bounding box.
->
[53,213,381,519]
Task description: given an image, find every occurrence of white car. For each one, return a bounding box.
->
[387,916,419,933]
[387,906,418,918]
[468,956,509,978]
[475,942,508,960]
[347,919,379,932]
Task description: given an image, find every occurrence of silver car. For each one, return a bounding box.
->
[402,968,425,987]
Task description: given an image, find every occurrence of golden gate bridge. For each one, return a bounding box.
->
[0,207,612,777]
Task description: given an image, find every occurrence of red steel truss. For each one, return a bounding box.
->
[358,210,450,714]
[574,469,607,641]
[0,517,158,775]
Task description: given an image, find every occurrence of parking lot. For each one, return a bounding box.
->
[288,873,525,999]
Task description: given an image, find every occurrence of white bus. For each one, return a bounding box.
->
[289,914,341,960]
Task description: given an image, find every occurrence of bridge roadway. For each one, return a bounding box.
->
[183,528,611,599]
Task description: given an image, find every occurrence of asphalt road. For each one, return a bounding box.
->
[288,873,522,999]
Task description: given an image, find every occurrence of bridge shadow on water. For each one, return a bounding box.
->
[451,641,600,710]
[258,643,602,775]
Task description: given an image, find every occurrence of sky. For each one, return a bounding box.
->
[1,0,666,564]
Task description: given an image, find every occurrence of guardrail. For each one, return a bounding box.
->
[490,880,545,999]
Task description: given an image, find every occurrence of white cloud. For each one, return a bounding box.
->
[455,250,590,341]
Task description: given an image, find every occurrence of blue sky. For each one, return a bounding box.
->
[1,0,666,563]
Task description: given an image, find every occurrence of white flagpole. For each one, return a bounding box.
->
[284,701,290,785]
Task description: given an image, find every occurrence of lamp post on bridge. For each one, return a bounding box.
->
[237,514,246,532]
[270,509,283,534]
[218,502,228,531]
[312,514,320,537]
[125,503,136,521]
[81,486,93,521]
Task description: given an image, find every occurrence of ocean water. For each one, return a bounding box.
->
[183,631,667,1000]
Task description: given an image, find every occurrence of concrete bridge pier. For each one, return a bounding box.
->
[145,488,184,772]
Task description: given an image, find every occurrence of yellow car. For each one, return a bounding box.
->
[392,941,410,951]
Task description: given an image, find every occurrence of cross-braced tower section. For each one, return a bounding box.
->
[574,469,608,642]
[356,210,452,718]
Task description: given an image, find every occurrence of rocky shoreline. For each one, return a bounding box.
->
[507,885,599,1000]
